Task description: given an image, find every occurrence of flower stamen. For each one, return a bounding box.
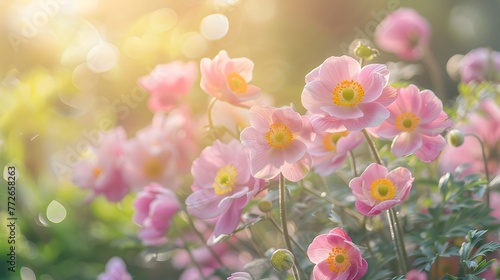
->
[327,247,350,273]
[323,131,349,151]
[332,80,365,107]
[266,123,294,148]
[143,158,164,179]
[213,165,238,195]
[371,178,396,201]
[227,73,248,94]
[395,112,419,132]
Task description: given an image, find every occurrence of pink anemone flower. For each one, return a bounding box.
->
[308,129,363,176]
[301,55,397,132]
[307,227,368,280]
[240,106,315,182]
[72,127,130,202]
[200,50,261,104]
[369,84,452,162]
[459,48,500,84]
[349,163,414,216]
[185,140,265,237]
[406,269,428,280]
[133,183,180,246]
[138,61,197,112]
[97,257,132,280]
[374,8,431,61]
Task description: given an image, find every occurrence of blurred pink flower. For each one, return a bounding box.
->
[138,61,197,112]
[97,257,132,280]
[349,163,414,216]
[406,269,427,280]
[133,183,179,246]
[124,108,200,188]
[439,100,500,177]
[240,106,314,181]
[227,272,253,280]
[439,100,500,178]
[374,8,431,61]
[307,227,368,280]
[200,50,261,104]
[72,127,130,202]
[308,129,363,176]
[186,140,265,237]
[301,56,396,132]
[459,48,500,84]
[369,84,452,162]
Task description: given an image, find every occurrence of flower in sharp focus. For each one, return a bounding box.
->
[133,183,179,246]
[307,129,363,176]
[227,272,253,280]
[368,84,452,162]
[374,8,431,61]
[307,227,368,280]
[240,105,315,181]
[185,140,265,237]
[97,257,132,280]
[200,50,261,104]
[301,55,397,132]
[439,100,500,177]
[459,47,500,84]
[138,61,197,112]
[349,163,414,216]
[72,127,130,202]
[406,269,428,280]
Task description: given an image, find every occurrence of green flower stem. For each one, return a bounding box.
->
[207,97,217,130]
[278,173,300,280]
[464,133,491,208]
[362,129,409,274]
[349,150,359,177]
[184,210,225,267]
[268,215,308,258]
[423,50,447,103]
[183,240,208,280]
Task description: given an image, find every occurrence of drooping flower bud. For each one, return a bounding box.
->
[447,129,464,147]
[354,42,379,61]
[258,200,272,213]
[270,249,294,272]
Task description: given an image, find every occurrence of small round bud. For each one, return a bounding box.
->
[354,42,379,61]
[258,200,272,212]
[270,249,294,272]
[447,129,464,147]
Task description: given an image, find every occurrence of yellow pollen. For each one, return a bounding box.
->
[322,131,349,151]
[332,80,365,107]
[227,73,248,94]
[265,123,294,148]
[213,165,238,195]
[92,167,102,178]
[143,158,164,179]
[371,178,396,201]
[327,247,350,273]
[395,112,419,132]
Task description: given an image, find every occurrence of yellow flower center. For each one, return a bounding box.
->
[143,158,164,179]
[395,112,419,132]
[213,165,238,195]
[327,247,350,273]
[92,167,102,178]
[371,178,396,201]
[332,80,365,107]
[227,73,248,94]
[265,123,294,148]
[322,131,349,151]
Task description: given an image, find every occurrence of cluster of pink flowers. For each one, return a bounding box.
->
[97,257,132,280]
[72,6,500,280]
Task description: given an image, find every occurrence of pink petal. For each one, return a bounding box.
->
[305,65,321,82]
[313,261,339,280]
[375,85,398,106]
[319,56,360,89]
[343,102,390,130]
[250,148,283,180]
[391,132,422,157]
[415,135,445,162]
[417,89,443,124]
[328,228,352,241]
[302,81,337,115]
[283,140,308,164]
[358,64,388,102]
[272,107,304,133]
[369,122,400,139]
[185,189,226,219]
[248,106,274,130]
[281,153,311,182]
[225,57,254,81]
[310,115,347,133]
[213,203,242,236]
[307,234,331,263]
[321,105,364,119]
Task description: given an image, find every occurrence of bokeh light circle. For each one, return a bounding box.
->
[86,42,119,73]
[200,13,229,40]
[46,200,67,224]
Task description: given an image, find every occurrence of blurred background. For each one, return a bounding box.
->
[1,0,500,279]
